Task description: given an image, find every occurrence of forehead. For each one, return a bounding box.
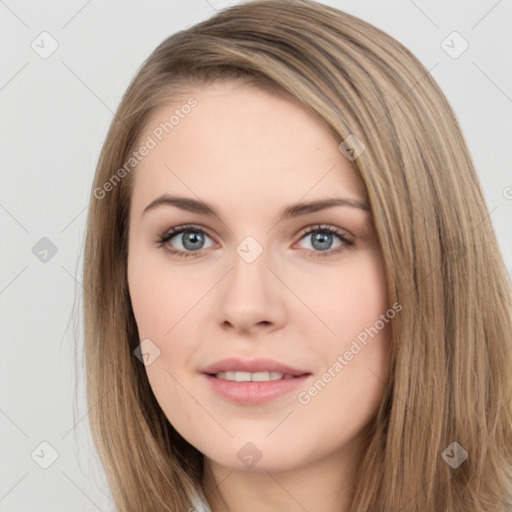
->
[129,82,365,214]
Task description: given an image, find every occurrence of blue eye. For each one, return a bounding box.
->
[296,225,353,257]
[155,224,215,258]
[155,223,353,259]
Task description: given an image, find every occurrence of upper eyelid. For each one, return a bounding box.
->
[163,223,216,241]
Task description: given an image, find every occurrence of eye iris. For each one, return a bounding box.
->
[182,231,204,250]
[311,232,332,251]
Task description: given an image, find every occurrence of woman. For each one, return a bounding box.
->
[82,0,512,510]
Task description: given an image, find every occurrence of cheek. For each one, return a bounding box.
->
[302,249,389,341]
[128,262,200,428]
[297,260,391,439]
[340,266,388,336]
[303,248,391,412]
[128,255,204,339]
[127,256,205,399]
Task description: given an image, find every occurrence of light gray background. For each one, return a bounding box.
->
[1,0,511,510]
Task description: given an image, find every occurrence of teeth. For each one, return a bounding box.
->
[215,371,296,382]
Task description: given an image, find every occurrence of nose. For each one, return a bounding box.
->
[216,246,286,335]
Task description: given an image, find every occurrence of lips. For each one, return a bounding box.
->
[201,357,312,405]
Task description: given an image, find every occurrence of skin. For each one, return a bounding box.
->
[127,80,392,512]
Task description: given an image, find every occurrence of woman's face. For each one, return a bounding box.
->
[127,80,392,475]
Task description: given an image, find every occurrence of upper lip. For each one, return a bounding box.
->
[201,357,311,376]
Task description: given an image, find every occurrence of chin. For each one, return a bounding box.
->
[200,435,309,473]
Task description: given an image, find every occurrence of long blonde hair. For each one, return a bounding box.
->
[81,1,512,510]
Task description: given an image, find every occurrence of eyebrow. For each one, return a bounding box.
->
[142,194,370,221]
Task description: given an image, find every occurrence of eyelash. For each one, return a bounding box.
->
[154,223,354,260]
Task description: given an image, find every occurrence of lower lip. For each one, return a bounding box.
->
[203,374,310,405]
